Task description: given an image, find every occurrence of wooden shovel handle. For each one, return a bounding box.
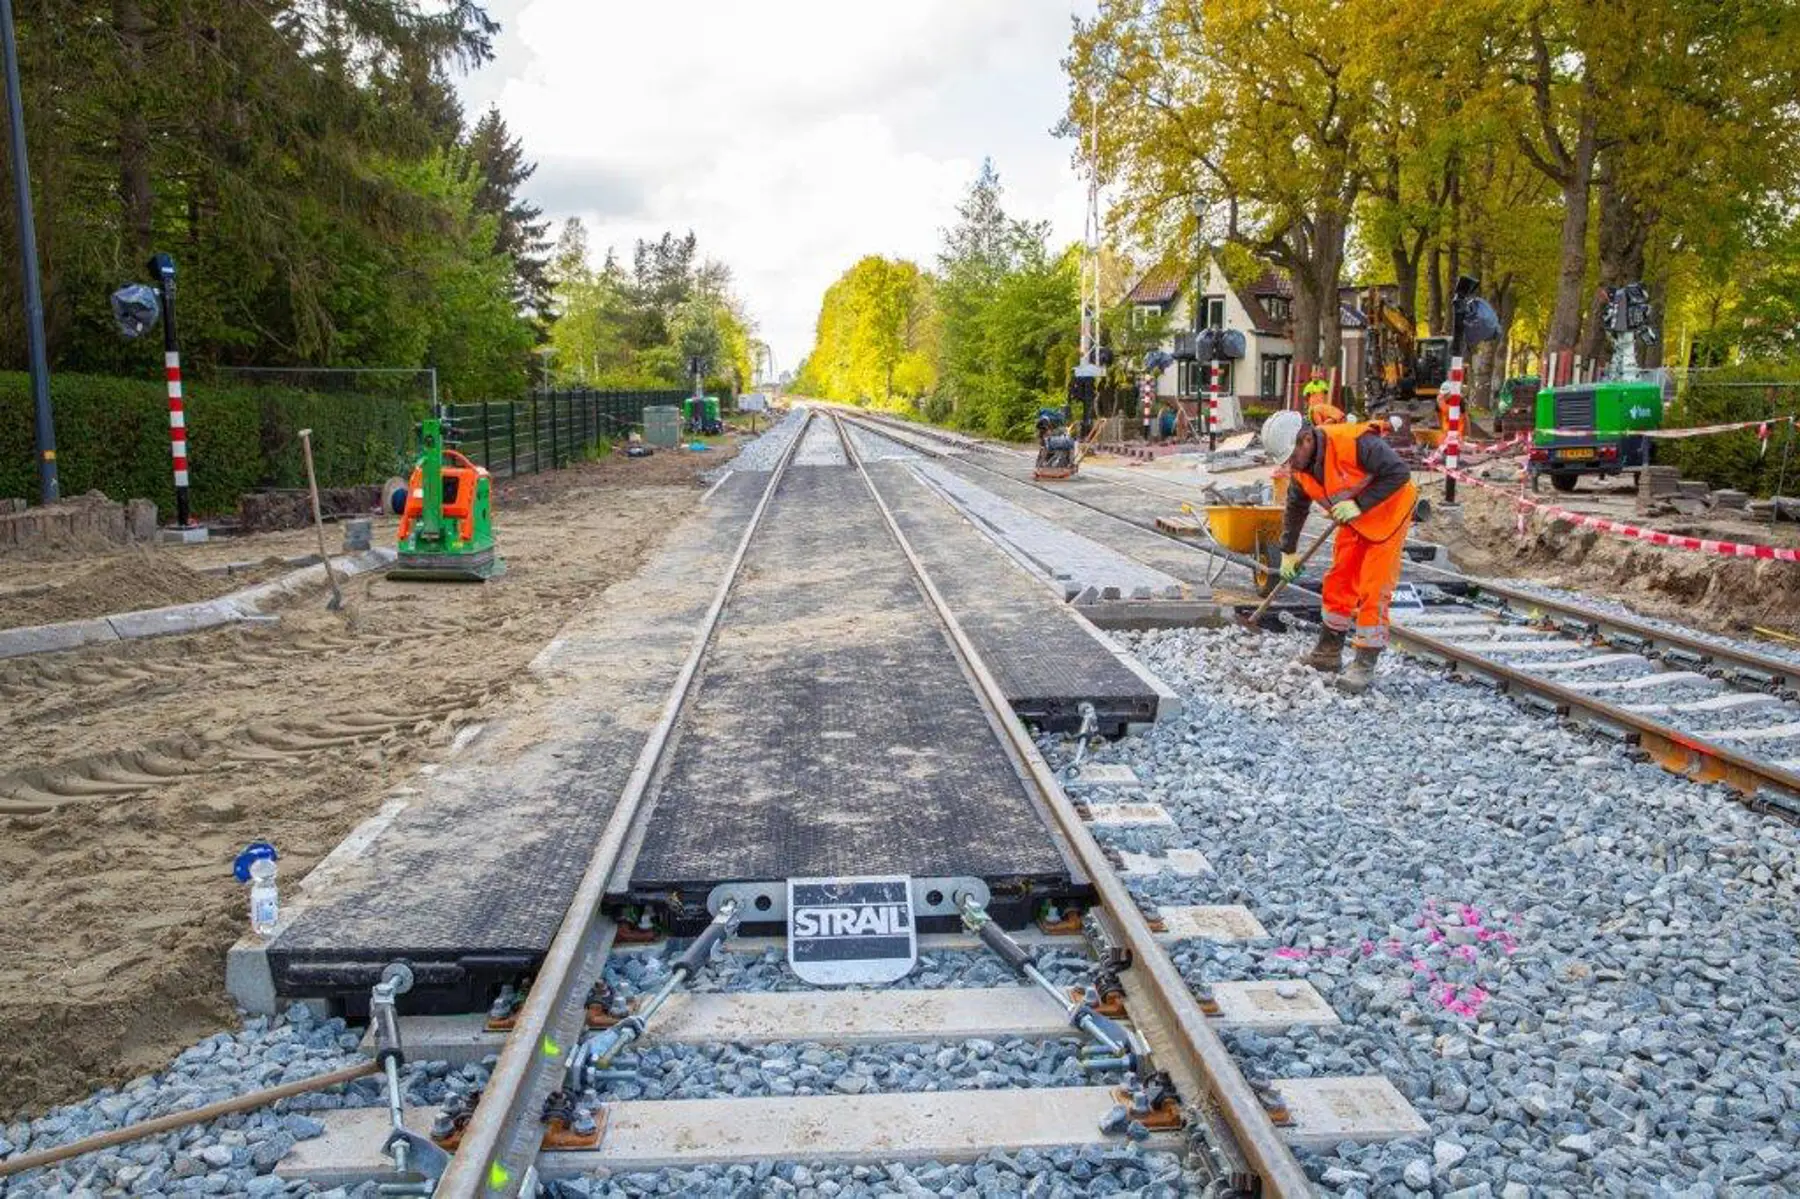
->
[1242,521,1335,625]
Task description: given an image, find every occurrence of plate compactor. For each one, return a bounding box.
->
[392,416,504,581]
[1034,407,1080,480]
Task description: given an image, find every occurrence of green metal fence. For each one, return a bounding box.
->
[444,389,688,478]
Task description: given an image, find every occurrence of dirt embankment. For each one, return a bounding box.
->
[1435,477,1800,642]
[0,442,735,1118]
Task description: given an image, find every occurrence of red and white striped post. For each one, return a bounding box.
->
[1444,356,1464,504]
[1206,359,1222,451]
[165,350,188,526]
[148,253,191,526]
[1140,376,1154,443]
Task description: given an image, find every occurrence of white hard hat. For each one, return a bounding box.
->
[1260,409,1305,463]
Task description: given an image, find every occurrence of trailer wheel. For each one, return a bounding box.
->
[1550,473,1579,493]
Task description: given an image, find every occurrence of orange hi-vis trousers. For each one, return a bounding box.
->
[1319,517,1413,649]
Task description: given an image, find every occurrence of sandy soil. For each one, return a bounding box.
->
[1430,469,1800,642]
[0,441,737,1118]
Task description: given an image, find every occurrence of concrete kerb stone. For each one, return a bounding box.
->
[0,548,396,662]
[0,616,122,657]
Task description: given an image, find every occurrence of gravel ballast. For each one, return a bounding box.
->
[609,947,1090,996]
[727,407,810,473]
[592,1037,1091,1102]
[1052,625,1800,1196]
[550,1147,1200,1198]
[0,1005,358,1196]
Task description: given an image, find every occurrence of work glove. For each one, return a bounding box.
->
[1279,552,1302,582]
[1329,499,1361,524]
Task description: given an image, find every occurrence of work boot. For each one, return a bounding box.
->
[1338,647,1382,695]
[1304,627,1347,673]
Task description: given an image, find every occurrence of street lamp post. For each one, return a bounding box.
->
[1,0,57,504]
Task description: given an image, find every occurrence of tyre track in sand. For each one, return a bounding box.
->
[0,457,730,1119]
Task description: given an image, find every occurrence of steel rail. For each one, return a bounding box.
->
[871,408,1800,696]
[1428,573,1800,695]
[830,412,1313,1198]
[842,412,1800,815]
[832,411,1270,584]
[1392,622,1800,818]
[436,411,815,1197]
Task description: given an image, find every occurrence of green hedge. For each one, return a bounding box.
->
[1658,365,1800,497]
[0,372,425,515]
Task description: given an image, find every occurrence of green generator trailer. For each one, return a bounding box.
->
[1529,378,1663,493]
[683,395,723,435]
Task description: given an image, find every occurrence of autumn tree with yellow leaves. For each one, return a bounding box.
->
[1068,0,1800,384]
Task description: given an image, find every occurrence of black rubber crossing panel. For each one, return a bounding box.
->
[266,470,771,1007]
[863,460,1162,734]
[937,452,1256,592]
[628,463,1071,891]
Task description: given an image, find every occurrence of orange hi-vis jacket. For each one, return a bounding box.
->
[1291,422,1417,543]
[1307,399,1346,425]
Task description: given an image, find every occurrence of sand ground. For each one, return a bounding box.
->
[0,441,737,1118]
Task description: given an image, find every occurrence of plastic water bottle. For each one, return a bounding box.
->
[248,857,279,936]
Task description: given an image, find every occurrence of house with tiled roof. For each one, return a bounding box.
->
[1123,255,1373,426]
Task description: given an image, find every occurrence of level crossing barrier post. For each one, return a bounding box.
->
[1445,358,1464,504]
[149,253,191,526]
[1206,358,1222,452]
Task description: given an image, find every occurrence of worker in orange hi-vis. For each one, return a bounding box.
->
[1259,409,1418,694]
[1302,378,1345,426]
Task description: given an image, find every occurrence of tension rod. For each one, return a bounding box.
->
[566,899,742,1091]
[956,892,1140,1072]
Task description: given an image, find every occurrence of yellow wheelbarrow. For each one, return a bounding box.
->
[1190,503,1289,596]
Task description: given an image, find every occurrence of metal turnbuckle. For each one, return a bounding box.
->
[957,893,1142,1075]
[368,962,450,1196]
[1069,702,1100,772]
[565,899,742,1094]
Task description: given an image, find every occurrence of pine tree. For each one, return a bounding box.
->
[466,107,554,331]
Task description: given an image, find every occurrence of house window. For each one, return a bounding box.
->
[1190,360,1232,394]
[1177,361,1198,397]
[1201,297,1226,330]
[1132,303,1161,329]
[1261,355,1292,400]
[1263,296,1290,322]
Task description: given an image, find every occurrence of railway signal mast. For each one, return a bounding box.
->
[1073,85,1104,421]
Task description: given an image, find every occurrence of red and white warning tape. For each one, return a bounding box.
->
[1420,431,1530,465]
[1533,414,1795,441]
[1418,416,1794,467]
[1429,463,1800,562]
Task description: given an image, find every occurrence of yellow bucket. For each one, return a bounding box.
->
[1203,505,1286,555]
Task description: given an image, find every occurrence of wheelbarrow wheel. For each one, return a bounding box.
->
[1252,530,1282,596]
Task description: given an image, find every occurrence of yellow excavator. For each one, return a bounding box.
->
[1362,288,1451,418]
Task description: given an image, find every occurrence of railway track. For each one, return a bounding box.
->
[834,410,1800,817]
[316,409,1325,1197]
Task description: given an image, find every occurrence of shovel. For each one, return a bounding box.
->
[298,428,345,612]
[1234,521,1335,633]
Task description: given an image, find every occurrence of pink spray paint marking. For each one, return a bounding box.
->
[1268,901,1520,1020]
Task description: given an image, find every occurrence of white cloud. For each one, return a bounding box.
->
[460,0,1093,371]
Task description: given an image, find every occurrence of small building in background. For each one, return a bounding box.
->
[1123,256,1375,424]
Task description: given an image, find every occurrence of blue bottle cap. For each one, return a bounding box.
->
[233,840,279,883]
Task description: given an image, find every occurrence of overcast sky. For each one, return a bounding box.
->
[457,1,1094,376]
